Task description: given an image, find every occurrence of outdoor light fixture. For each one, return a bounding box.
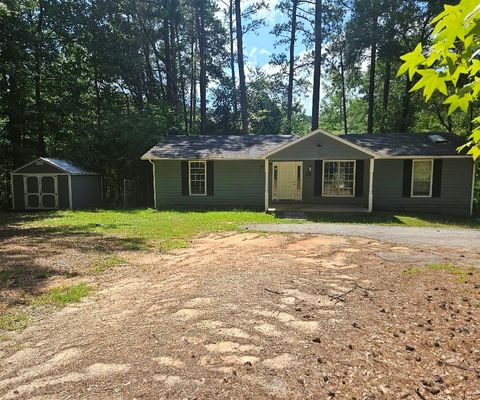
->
[307,165,312,176]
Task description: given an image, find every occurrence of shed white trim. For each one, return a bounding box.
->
[262,128,378,159]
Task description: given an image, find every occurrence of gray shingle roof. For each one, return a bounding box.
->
[142,132,470,160]
[141,135,296,160]
[340,132,468,157]
[41,158,94,174]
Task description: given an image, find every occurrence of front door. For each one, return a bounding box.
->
[272,162,303,201]
[24,175,58,209]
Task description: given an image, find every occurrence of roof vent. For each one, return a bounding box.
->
[428,134,447,143]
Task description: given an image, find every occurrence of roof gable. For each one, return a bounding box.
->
[12,158,95,175]
[264,129,378,159]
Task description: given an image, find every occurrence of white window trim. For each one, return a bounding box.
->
[322,160,356,198]
[411,159,434,198]
[188,160,207,196]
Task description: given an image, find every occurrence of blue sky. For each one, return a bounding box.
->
[217,0,314,114]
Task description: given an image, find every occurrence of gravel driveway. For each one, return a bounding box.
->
[242,223,480,249]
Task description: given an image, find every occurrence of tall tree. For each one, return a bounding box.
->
[311,0,322,131]
[235,0,248,135]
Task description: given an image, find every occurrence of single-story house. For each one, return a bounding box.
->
[11,158,103,210]
[141,129,476,216]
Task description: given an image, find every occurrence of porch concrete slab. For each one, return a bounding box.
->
[267,204,368,213]
[241,223,480,249]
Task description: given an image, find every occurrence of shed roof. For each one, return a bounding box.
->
[12,157,96,175]
[141,135,296,160]
[340,132,468,157]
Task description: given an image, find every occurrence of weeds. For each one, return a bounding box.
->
[31,283,93,308]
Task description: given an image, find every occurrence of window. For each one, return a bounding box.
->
[323,161,355,197]
[412,159,433,197]
[189,161,206,195]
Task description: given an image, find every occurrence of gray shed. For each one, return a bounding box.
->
[11,158,103,210]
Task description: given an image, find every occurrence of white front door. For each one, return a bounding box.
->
[24,175,59,209]
[272,162,303,201]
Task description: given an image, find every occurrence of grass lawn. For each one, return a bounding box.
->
[1,209,478,252]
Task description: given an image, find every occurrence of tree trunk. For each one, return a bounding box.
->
[366,40,377,134]
[34,0,46,156]
[169,5,178,111]
[196,0,207,134]
[189,31,197,134]
[229,0,238,118]
[380,60,391,132]
[399,77,412,132]
[311,0,322,131]
[286,0,298,134]
[235,0,248,135]
[340,49,348,135]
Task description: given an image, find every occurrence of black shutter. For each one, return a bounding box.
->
[432,159,442,198]
[355,160,364,197]
[314,160,323,196]
[207,161,214,196]
[403,159,413,197]
[181,161,189,196]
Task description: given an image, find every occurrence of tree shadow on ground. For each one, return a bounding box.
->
[0,220,148,307]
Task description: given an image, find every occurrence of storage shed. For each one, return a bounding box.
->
[11,158,103,210]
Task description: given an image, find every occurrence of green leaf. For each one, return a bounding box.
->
[444,92,472,114]
[410,69,448,101]
[397,43,425,79]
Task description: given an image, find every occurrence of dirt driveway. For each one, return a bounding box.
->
[0,230,479,399]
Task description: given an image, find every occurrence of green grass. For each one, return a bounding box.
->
[0,312,29,331]
[90,255,127,275]
[1,209,478,252]
[31,283,93,308]
[402,267,422,275]
[402,263,479,284]
[17,209,280,251]
[305,212,480,229]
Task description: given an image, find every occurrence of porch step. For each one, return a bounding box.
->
[280,211,307,220]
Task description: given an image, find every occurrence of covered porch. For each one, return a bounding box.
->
[263,159,375,213]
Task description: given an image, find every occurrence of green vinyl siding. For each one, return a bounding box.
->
[373,158,473,216]
[71,175,102,209]
[154,160,264,208]
[269,133,373,160]
[57,175,70,209]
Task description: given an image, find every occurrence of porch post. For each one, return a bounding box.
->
[368,158,375,212]
[264,159,269,211]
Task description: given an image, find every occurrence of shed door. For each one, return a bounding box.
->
[24,175,59,209]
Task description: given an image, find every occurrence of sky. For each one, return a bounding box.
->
[216,0,314,115]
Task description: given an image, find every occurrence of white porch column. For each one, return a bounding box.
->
[368,158,375,212]
[470,161,476,216]
[264,159,269,211]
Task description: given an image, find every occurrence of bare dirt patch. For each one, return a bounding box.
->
[0,229,479,399]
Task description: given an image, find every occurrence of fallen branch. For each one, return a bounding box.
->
[264,288,283,295]
[328,281,376,304]
[442,360,479,373]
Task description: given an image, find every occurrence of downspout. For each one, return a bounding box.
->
[149,160,157,209]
